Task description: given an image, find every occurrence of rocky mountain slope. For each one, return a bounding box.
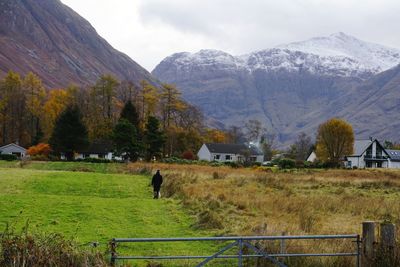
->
[153,33,400,145]
[0,0,155,88]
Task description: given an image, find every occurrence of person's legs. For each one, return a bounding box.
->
[153,186,160,199]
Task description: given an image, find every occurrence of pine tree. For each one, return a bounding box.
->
[112,119,141,161]
[144,116,165,161]
[120,101,140,130]
[49,106,88,160]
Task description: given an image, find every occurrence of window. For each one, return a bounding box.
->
[225,155,232,161]
[214,154,220,160]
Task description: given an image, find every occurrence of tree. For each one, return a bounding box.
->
[112,119,141,161]
[315,118,354,165]
[245,119,266,142]
[23,72,46,145]
[49,106,88,160]
[42,89,72,140]
[144,116,165,160]
[288,132,313,161]
[120,101,140,130]
[260,133,276,160]
[0,71,26,145]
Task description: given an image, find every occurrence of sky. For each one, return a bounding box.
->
[61,0,400,72]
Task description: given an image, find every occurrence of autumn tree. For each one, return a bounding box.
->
[86,75,120,141]
[23,72,46,145]
[42,89,72,140]
[316,118,354,165]
[260,133,276,160]
[49,106,88,160]
[0,71,26,145]
[144,116,165,160]
[139,80,159,123]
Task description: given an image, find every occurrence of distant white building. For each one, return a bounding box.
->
[0,143,27,158]
[345,139,400,169]
[197,143,264,163]
[306,151,317,162]
[61,142,121,160]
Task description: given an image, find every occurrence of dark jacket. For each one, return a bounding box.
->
[151,172,163,188]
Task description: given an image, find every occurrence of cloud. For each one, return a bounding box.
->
[62,0,400,71]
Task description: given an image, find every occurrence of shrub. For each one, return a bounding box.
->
[0,154,17,161]
[181,150,196,160]
[27,143,52,159]
[0,226,106,266]
[278,158,296,169]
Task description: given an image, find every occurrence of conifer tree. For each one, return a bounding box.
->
[49,106,88,160]
[112,119,141,161]
[144,116,165,160]
[120,101,140,130]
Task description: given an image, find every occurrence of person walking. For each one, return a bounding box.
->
[151,170,163,199]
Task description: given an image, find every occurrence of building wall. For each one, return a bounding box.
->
[197,144,212,161]
[0,144,27,158]
[389,161,400,169]
[307,152,317,162]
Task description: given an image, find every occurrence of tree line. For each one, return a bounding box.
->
[0,71,237,160]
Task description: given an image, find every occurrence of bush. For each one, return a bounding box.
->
[0,226,106,266]
[27,143,51,159]
[0,154,17,161]
[278,158,296,169]
[181,150,196,160]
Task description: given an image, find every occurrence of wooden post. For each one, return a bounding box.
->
[362,221,376,266]
[110,240,117,266]
[380,222,396,262]
[380,223,396,247]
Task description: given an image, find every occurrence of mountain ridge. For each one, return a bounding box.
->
[0,0,156,88]
[153,32,400,145]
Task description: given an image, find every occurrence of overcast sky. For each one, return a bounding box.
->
[61,0,400,72]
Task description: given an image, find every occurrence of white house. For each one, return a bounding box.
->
[0,143,27,158]
[61,142,120,160]
[197,143,264,163]
[306,151,317,162]
[345,139,400,169]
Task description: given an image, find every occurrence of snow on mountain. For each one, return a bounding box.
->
[158,33,400,78]
[277,32,400,73]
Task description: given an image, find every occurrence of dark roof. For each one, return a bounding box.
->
[387,150,400,162]
[78,142,114,154]
[205,143,263,156]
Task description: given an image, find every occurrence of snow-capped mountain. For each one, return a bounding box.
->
[152,33,400,146]
[158,32,400,79]
[277,32,400,73]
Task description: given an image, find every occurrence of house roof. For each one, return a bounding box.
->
[0,143,27,152]
[350,139,374,156]
[78,142,113,154]
[205,143,263,156]
[386,150,400,162]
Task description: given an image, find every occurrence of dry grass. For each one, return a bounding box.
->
[127,163,400,266]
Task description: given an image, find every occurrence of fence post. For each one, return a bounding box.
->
[380,222,396,262]
[362,221,376,266]
[280,232,286,254]
[380,222,396,247]
[110,240,117,266]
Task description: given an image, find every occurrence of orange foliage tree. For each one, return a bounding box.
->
[27,143,52,158]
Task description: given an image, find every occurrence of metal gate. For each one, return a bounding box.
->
[110,234,361,266]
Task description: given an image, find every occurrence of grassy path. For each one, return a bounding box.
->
[0,166,230,266]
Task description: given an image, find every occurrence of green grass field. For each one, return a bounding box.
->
[0,161,230,266]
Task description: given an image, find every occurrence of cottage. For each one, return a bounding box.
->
[61,142,119,160]
[306,151,317,162]
[0,143,27,158]
[197,143,264,163]
[345,139,400,169]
